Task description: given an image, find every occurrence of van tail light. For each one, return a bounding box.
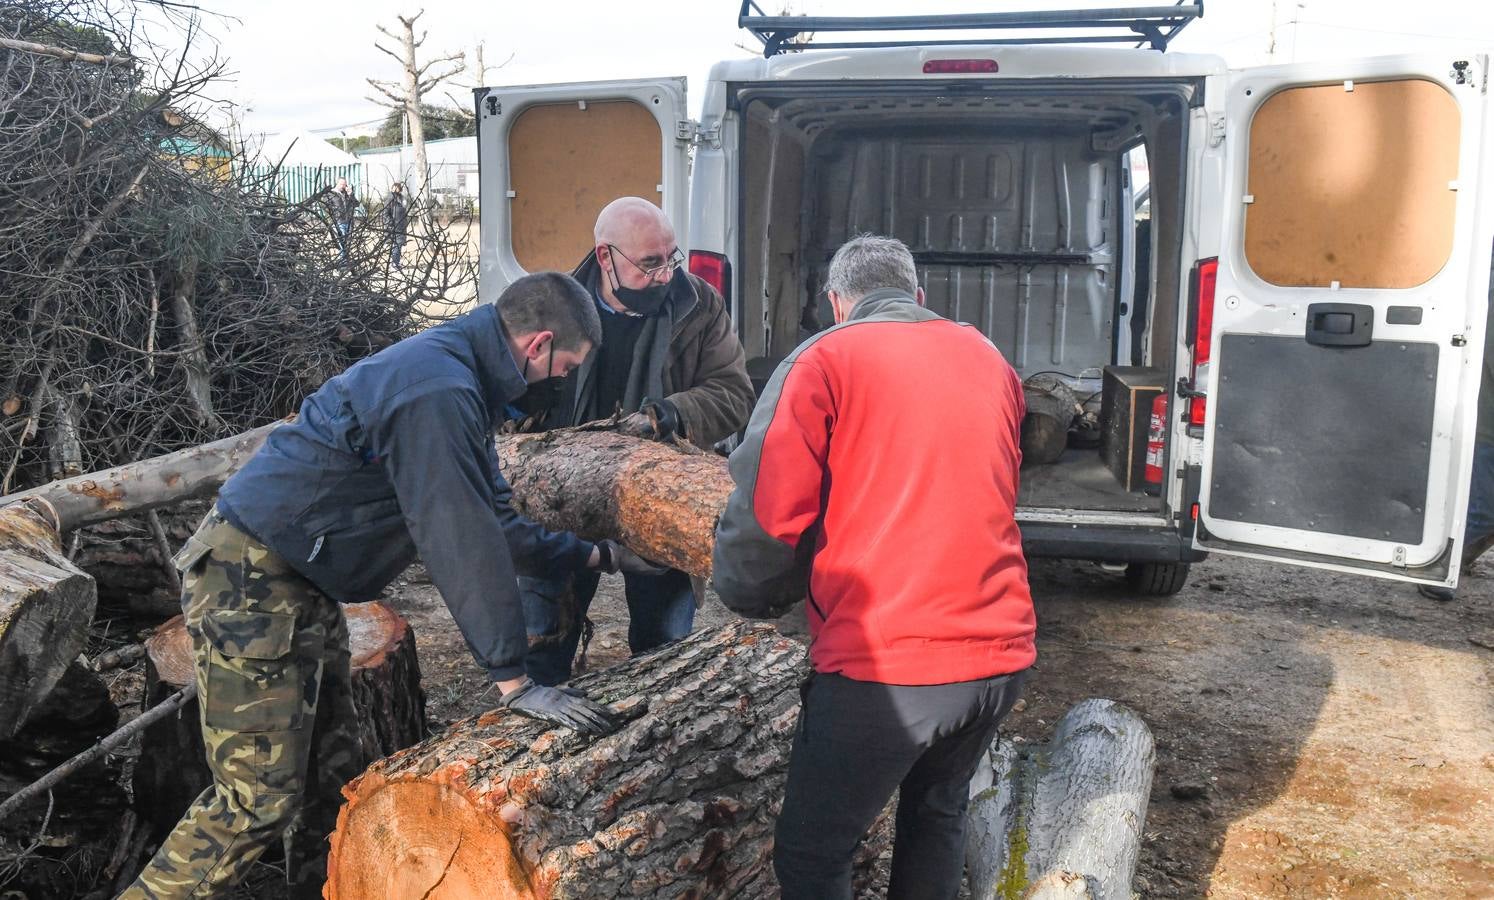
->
[1186,257,1219,427]
[688,250,731,305]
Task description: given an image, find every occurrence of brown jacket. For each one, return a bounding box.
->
[543,252,753,448]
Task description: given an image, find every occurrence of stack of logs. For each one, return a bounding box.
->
[1,423,1154,897]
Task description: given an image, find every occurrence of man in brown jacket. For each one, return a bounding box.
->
[514,196,753,684]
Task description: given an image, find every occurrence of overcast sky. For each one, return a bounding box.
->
[160,0,1494,139]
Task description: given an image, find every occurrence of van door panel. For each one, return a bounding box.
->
[475,78,689,303]
[1195,55,1493,587]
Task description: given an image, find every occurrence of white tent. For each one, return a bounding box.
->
[251,129,361,168]
[241,130,366,202]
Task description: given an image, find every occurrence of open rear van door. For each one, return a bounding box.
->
[1192,54,1494,587]
[474,78,690,302]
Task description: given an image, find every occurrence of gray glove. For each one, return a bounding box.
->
[497,677,618,735]
[594,539,668,575]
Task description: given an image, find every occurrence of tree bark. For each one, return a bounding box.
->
[135,602,426,838]
[1021,376,1080,466]
[964,699,1156,900]
[0,418,284,531]
[327,621,888,900]
[0,660,127,847]
[496,429,733,578]
[169,256,216,426]
[0,499,97,739]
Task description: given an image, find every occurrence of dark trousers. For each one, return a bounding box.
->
[774,669,1027,900]
[520,568,695,685]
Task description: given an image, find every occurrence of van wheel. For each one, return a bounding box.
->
[1125,562,1190,597]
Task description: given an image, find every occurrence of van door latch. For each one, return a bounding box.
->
[1305,302,1373,348]
[1208,114,1226,147]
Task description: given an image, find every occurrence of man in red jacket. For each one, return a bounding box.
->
[712,234,1036,899]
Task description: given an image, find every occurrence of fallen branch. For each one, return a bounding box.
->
[0,36,135,67]
[0,418,286,531]
[89,643,145,674]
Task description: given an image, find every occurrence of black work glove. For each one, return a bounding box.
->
[594,538,668,576]
[620,396,684,442]
[497,677,618,735]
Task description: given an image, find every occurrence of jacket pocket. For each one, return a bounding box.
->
[200,609,303,733]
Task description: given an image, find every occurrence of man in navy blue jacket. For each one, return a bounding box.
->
[123,272,653,900]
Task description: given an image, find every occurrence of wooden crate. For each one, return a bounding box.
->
[1100,366,1166,492]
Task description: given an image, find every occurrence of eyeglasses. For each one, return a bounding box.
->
[607,244,685,281]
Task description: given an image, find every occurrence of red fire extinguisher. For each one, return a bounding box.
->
[1144,394,1168,493]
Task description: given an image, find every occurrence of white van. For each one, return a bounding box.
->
[476,5,1494,596]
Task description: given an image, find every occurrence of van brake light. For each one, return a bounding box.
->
[688,251,731,305]
[1187,258,1219,427]
[923,59,998,74]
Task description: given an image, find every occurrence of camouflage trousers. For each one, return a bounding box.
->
[120,508,362,900]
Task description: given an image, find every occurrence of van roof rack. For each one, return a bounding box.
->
[738,2,1203,57]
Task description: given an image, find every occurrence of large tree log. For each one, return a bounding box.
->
[0,418,285,531]
[0,499,97,739]
[965,699,1156,900]
[134,601,426,838]
[326,621,888,899]
[496,429,732,578]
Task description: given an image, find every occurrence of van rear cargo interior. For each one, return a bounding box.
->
[736,82,1191,513]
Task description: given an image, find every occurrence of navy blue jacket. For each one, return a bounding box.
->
[218,304,593,681]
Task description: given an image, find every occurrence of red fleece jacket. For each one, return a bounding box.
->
[712,291,1036,685]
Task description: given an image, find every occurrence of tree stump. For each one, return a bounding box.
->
[0,661,127,849]
[134,601,425,837]
[0,498,97,739]
[327,621,888,899]
[496,429,732,578]
[965,699,1156,900]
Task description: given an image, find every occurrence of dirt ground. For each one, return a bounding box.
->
[382,553,1494,899]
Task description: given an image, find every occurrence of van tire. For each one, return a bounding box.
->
[1125,561,1189,597]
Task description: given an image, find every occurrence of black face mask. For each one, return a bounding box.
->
[515,351,565,416]
[606,249,670,316]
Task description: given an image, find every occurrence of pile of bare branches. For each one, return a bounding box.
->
[0,0,475,496]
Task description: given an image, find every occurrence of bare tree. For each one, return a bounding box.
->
[444,41,514,121]
[367,10,464,208]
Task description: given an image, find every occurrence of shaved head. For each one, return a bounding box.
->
[594,196,674,246]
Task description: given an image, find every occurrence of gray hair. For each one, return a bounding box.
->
[825,234,919,302]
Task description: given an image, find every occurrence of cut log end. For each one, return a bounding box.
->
[1,500,97,739]
[329,778,532,900]
[144,597,414,686]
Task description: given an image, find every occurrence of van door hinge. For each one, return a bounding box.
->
[678,119,721,148]
[1208,114,1226,147]
[1392,545,1408,568]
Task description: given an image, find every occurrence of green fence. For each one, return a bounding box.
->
[243,164,364,203]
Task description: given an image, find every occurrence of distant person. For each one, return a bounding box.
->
[327,177,357,262]
[383,182,409,270]
[712,234,1035,899]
